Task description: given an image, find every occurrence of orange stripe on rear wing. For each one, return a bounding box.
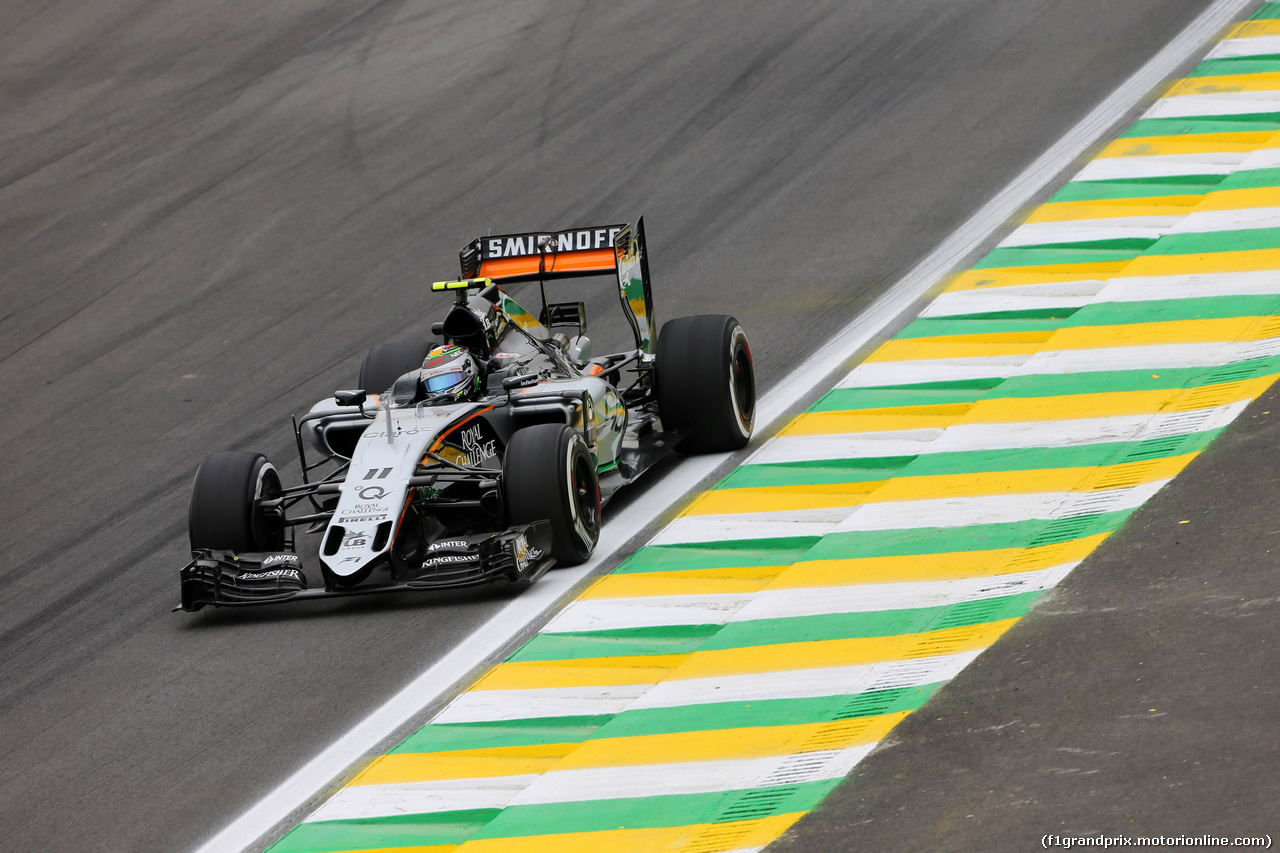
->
[477,248,617,282]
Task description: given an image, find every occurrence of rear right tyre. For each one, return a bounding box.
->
[655,314,756,452]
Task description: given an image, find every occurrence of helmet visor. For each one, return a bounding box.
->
[425,370,465,394]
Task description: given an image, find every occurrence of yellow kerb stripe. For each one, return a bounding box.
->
[1027,196,1205,223]
[455,813,805,853]
[1166,72,1280,96]
[1122,247,1280,277]
[775,534,1111,587]
[582,566,790,599]
[475,654,689,691]
[1096,134,1267,157]
[669,620,1019,681]
[1226,19,1280,38]
[779,402,975,435]
[868,316,1272,362]
[684,454,1195,516]
[783,387,1194,437]
[351,743,578,785]
[1194,185,1280,211]
[474,622,1017,691]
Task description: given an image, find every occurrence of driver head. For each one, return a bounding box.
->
[420,345,481,400]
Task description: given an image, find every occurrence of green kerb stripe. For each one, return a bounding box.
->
[1146,228,1280,256]
[800,511,1135,560]
[600,684,944,738]
[615,539,818,574]
[467,780,839,839]
[974,246,1145,270]
[1215,166,1280,190]
[268,808,498,852]
[702,590,1044,651]
[1050,175,1224,202]
[723,431,1221,490]
[1122,115,1280,137]
[1188,57,1280,77]
[392,717,610,754]
[897,295,1280,338]
[513,625,722,662]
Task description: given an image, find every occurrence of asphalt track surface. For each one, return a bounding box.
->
[0,1,1237,850]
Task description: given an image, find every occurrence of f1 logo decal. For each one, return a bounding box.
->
[363,468,393,480]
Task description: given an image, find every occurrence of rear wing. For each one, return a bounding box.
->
[459,219,657,352]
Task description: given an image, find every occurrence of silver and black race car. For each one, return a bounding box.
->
[178,220,755,610]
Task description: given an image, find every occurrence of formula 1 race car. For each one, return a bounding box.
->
[178,220,755,610]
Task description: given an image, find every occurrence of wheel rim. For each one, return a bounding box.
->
[251,464,285,550]
[728,328,756,437]
[567,443,601,548]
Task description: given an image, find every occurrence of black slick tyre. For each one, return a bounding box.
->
[188,451,284,552]
[359,341,434,394]
[504,424,601,566]
[655,314,756,453]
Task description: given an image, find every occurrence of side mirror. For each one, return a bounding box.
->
[431,322,444,336]
[334,389,367,408]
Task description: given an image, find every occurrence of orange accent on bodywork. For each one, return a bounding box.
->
[427,406,496,453]
[587,364,605,376]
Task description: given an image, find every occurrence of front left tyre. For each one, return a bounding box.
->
[189,451,285,553]
[504,423,601,566]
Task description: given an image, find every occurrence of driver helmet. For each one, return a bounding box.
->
[420,345,481,400]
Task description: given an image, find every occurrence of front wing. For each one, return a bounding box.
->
[176,522,554,611]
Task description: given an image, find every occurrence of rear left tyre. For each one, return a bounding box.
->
[188,451,285,553]
[504,424,600,566]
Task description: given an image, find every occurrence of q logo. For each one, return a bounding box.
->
[358,486,389,500]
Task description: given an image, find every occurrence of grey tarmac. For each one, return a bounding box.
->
[0,0,1238,850]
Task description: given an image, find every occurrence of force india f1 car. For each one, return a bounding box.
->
[178,220,756,610]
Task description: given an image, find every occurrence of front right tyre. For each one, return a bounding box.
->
[188,450,285,552]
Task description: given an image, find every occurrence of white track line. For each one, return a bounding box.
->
[194,1,1259,850]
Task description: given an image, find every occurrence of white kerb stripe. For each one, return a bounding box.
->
[747,402,1247,466]
[434,684,652,724]
[830,480,1170,532]
[922,280,1105,318]
[730,563,1079,623]
[1144,91,1280,118]
[998,216,1180,247]
[1207,34,1280,58]
[1169,206,1280,233]
[545,593,756,632]
[630,649,985,709]
[306,775,539,823]
[1098,270,1280,301]
[508,744,877,805]
[1074,151,1248,181]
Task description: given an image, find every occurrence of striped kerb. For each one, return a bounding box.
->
[269,5,1280,852]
